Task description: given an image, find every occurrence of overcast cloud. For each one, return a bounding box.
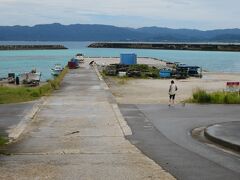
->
[0,0,239,29]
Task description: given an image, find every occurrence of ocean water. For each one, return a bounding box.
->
[0,41,240,81]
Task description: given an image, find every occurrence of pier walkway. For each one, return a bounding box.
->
[0,64,174,179]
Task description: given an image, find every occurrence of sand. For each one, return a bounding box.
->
[84,57,167,68]
[104,73,240,104]
[84,57,240,104]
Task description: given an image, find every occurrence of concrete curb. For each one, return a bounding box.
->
[8,97,46,142]
[92,64,109,90]
[111,103,132,136]
[92,64,103,81]
[92,64,132,136]
[204,123,240,152]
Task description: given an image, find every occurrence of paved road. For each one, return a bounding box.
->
[119,104,240,180]
[0,65,174,179]
[0,102,35,137]
[205,121,240,151]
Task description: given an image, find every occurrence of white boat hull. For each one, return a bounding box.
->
[19,72,41,83]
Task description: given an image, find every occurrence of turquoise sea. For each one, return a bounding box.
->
[0,41,240,81]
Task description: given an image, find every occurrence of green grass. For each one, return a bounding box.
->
[0,68,68,104]
[188,88,240,104]
[100,71,107,79]
[116,76,132,85]
[0,136,8,146]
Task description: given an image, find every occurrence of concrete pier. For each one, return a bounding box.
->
[0,64,174,179]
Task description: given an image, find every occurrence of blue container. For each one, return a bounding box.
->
[160,69,172,78]
[120,54,137,65]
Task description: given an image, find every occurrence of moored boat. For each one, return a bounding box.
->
[68,58,80,69]
[19,69,41,86]
[51,64,63,76]
[75,53,84,63]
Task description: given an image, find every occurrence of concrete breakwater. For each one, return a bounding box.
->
[0,45,67,50]
[89,42,240,52]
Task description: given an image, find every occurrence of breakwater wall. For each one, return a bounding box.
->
[0,45,68,50]
[89,43,240,52]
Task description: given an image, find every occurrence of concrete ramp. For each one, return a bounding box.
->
[0,65,174,180]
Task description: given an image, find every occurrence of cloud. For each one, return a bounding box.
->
[0,0,239,29]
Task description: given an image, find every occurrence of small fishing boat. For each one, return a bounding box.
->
[75,53,84,63]
[68,58,80,69]
[19,69,41,86]
[51,64,63,76]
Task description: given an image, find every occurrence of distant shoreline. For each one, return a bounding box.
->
[0,45,68,50]
[89,42,240,52]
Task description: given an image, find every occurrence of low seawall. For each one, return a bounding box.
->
[89,43,240,52]
[0,45,68,50]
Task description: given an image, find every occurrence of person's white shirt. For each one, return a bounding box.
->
[169,84,177,95]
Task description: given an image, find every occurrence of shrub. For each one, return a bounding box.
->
[193,89,211,103]
[128,64,160,78]
[190,89,240,104]
[128,64,149,72]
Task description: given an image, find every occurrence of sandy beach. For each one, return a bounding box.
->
[85,57,240,104]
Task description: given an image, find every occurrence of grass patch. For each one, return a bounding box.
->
[188,88,240,104]
[117,76,131,85]
[100,71,107,79]
[0,136,8,146]
[0,68,68,104]
[103,76,130,86]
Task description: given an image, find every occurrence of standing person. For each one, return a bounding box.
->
[168,80,178,106]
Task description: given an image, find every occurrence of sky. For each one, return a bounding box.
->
[0,0,239,30]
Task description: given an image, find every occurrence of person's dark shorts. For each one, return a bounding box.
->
[169,94,175,100]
